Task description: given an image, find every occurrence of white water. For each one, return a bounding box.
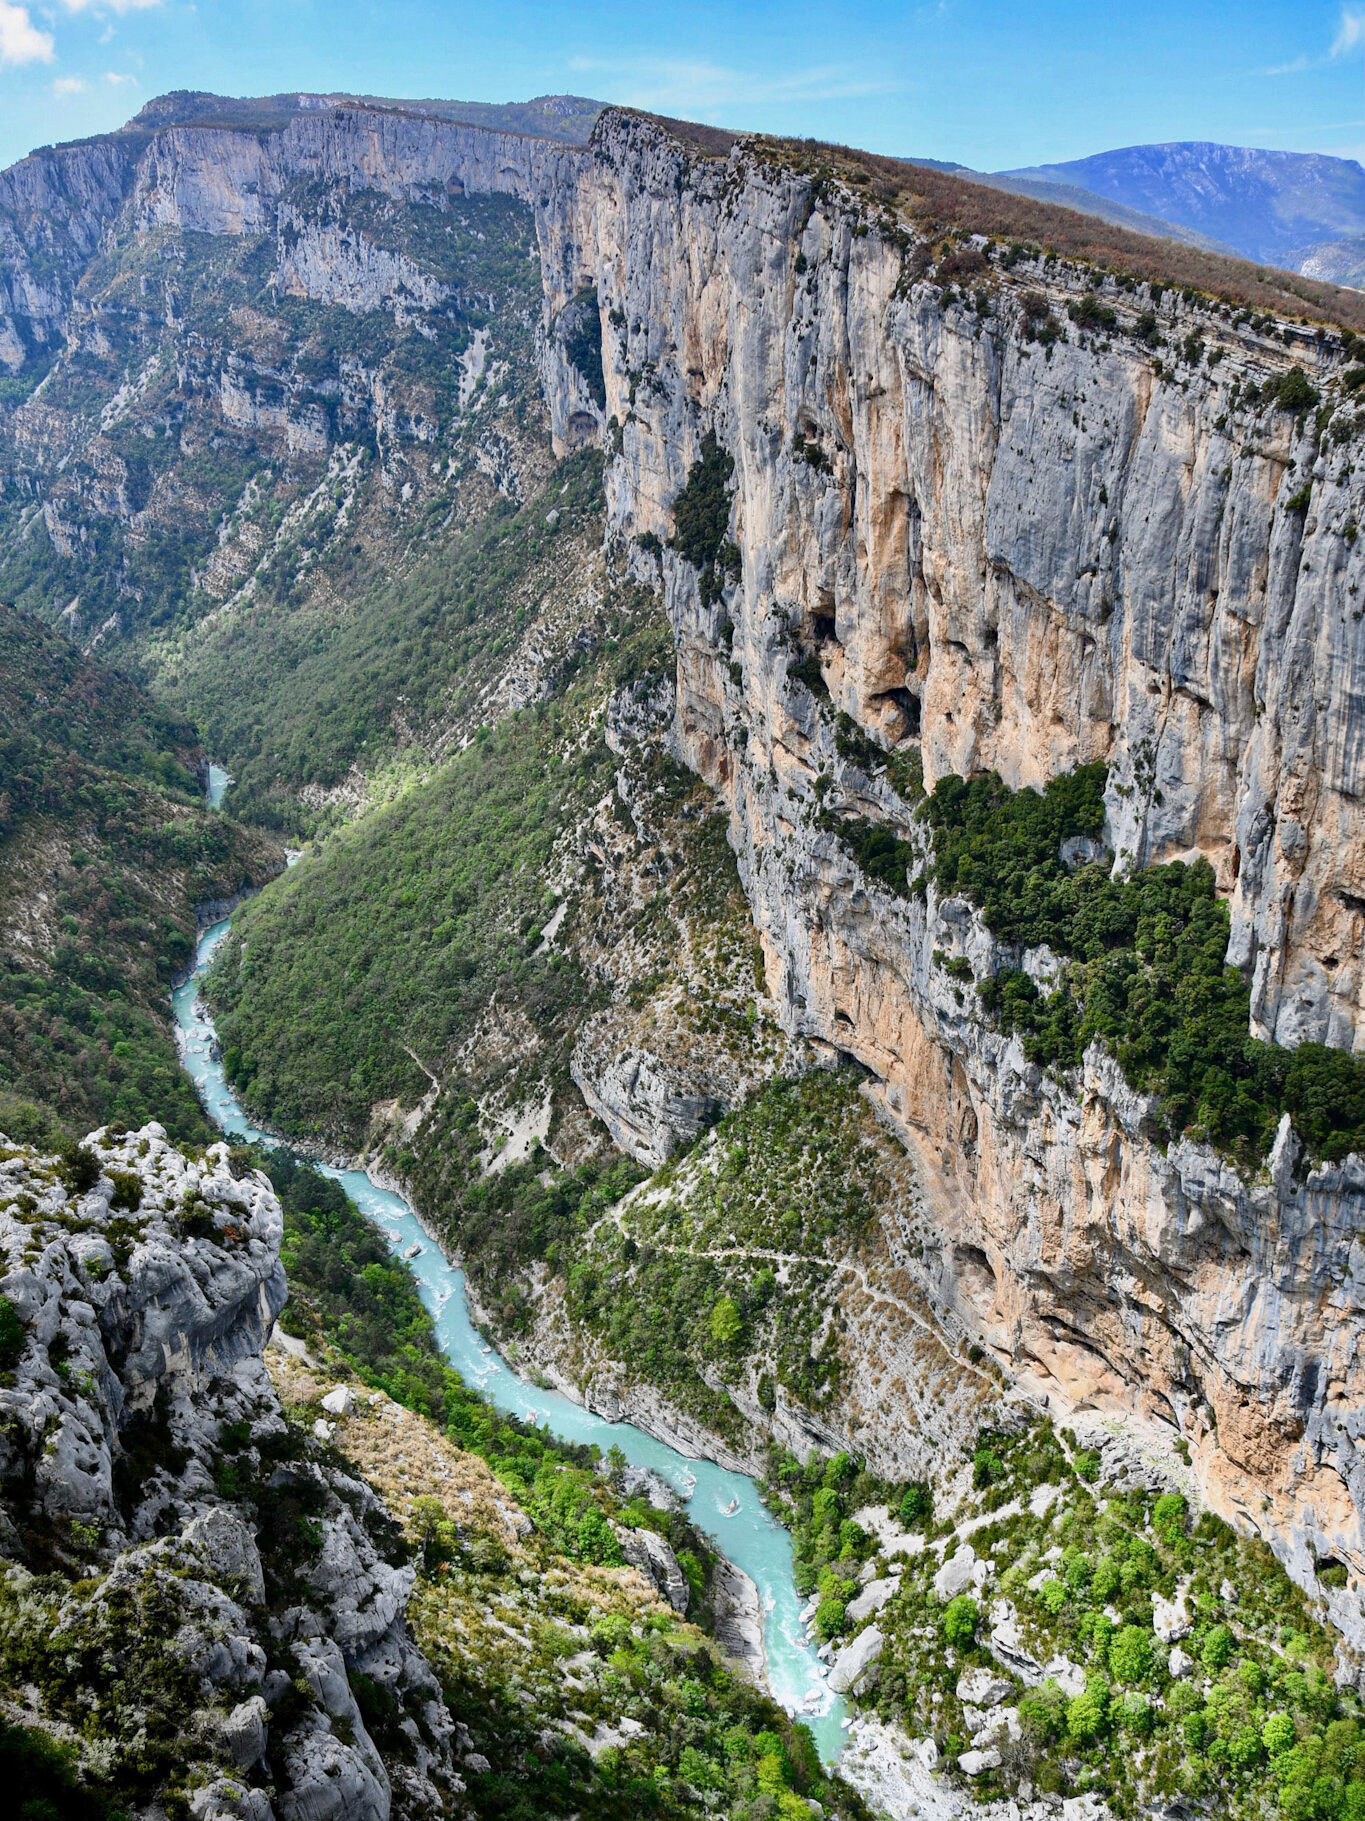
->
[173,840,844,1756]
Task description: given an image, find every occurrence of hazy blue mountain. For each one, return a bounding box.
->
[903,156,1235,252]
[1001,141,1364,280]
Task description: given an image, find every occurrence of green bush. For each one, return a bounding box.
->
[1018,1678,1068,1744]
[1202,1623,1235,1671]
[1067,1684,1108,1744]
[1153,1492,1188,1539]
[1263,1711,1296,1757]
[672,433,738,604]
[1091,1555,1120,1603]
[1270,368,1318,413]
[60,1144,101,1196]
[710,1295,744,1346]
[1109,1624,1153,1684]
[829,817,915,898]
[0,1295,25,1370]
[1069,293,1118,331]
[560,288,605,408]
[815,1596,847,1639]
[973,1444,1006,1488]
[898,1481,932,1527]
[941,1593,979,1647]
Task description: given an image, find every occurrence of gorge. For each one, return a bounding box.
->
[3,87,1365,1820]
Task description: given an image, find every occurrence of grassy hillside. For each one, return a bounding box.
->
[169,449,606,832]
[202,602,656,1140]
[0,604,281,1144]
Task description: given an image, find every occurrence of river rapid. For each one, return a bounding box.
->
[175,769,846,1758]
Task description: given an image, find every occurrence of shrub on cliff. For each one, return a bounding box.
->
[672,432,740,604]
[559,286,606,408]
[926,766,1365,1167]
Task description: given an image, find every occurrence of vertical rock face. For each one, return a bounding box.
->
[0,1124,455,1820]
[0,136,136,368]
[0,101,585,375]
[518,113,1365,1639]
[4,96,1365,1639]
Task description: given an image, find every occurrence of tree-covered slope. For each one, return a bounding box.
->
[0,173,567,828]
[0,603,281,1143]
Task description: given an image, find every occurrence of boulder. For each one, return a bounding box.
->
[958,1747,1001,1776]
[615,1523,689,1612]
[847,1576,899,1624]
[933,1544,976,1600]
[1153,1588,1192,1643]
[828,1625,884,1693]
[956,1667,1012,1708]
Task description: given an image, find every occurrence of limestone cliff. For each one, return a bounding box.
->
[521,111,1365,1649]
[0,1123,456,1820]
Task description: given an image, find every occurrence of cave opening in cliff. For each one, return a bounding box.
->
[875,685,921,738]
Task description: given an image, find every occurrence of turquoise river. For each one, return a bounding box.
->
[172,766,846,1759]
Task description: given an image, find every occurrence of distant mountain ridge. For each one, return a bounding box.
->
[1001,140,1364,286]
[126,88,605,143]
[902,155,1237,254]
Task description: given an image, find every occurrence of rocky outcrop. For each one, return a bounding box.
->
[0,134,137,368]
[0,1123,456,1820]
[570,1041,720,1167]
[516,111,1365,1646]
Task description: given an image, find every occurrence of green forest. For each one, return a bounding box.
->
[206,592,672,1139]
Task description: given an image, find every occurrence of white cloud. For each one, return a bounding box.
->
[59,0,165,12]
[1269,7,1364,73]
[53,72,87,93]
[103,68,136,82]
[566,54,896,117]
[1332,8,1365,57]
[0,1,54,65]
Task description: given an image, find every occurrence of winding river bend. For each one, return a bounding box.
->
[175,769,845,1758]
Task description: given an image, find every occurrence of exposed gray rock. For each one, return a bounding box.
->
[956,1668,1012,1708]
[933,1545,977,1600]
[0,1123,456,1821]
[570,1040,721,1167]
[828,1623,884,1693]
[847,1576,899,1624]
[958,1747,1001,1777]
[614,1520,690,1611]
[520,106,1365,1645]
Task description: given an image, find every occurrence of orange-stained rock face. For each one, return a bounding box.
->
[530,112,1365,1647]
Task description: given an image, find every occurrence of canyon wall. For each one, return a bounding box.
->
[0,1121,455,1820]
[6,99,1365,1647]
[526,112,1365,1647]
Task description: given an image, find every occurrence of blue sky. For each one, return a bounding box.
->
[0,0,1361,175]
